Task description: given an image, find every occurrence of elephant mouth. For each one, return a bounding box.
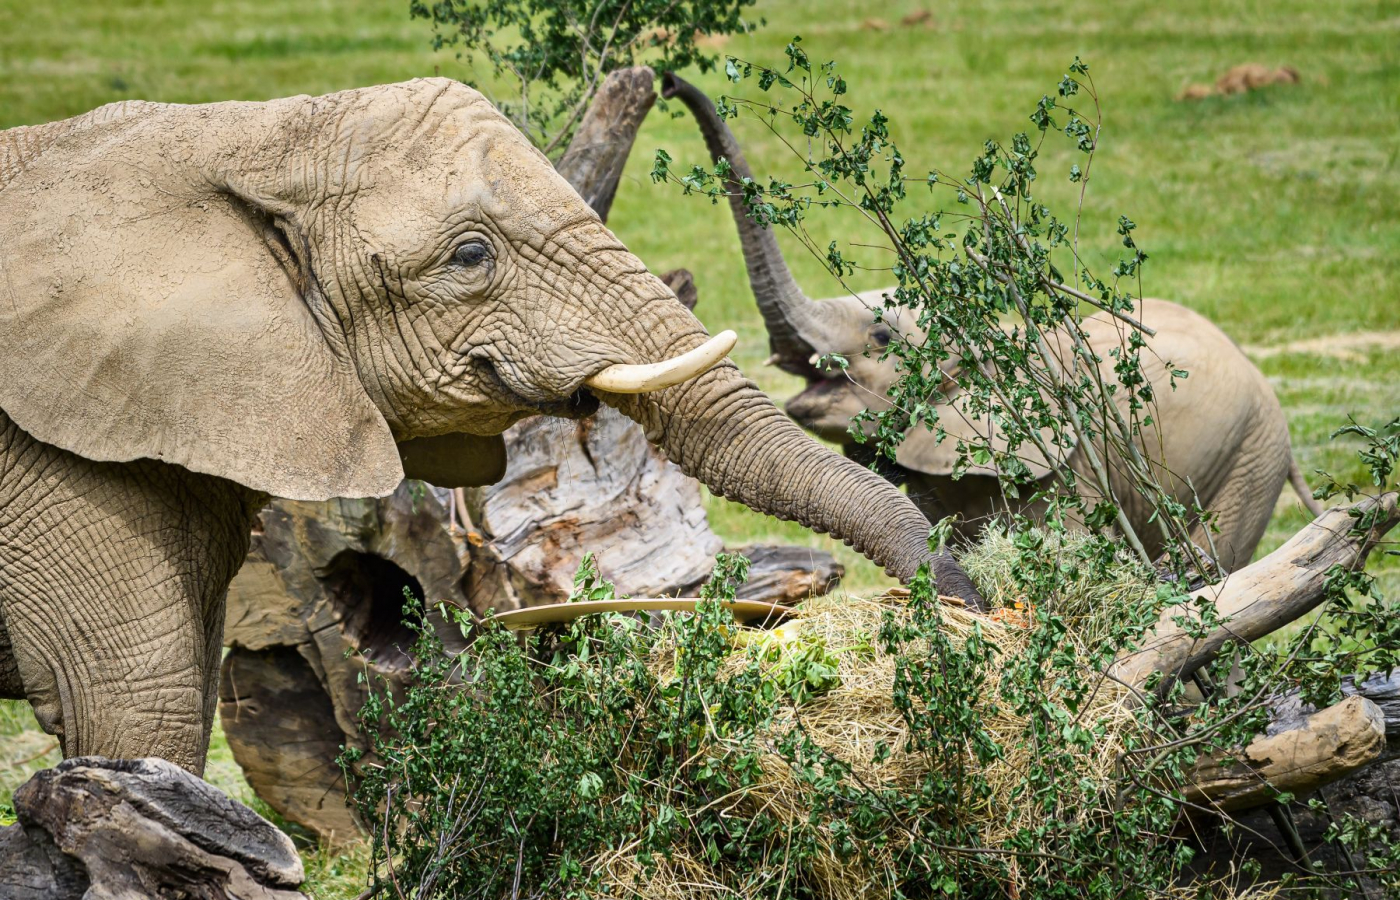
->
[475,354,602,420]
[558,387,601,419]
[786,375,862,442]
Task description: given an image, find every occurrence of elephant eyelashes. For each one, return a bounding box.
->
[454,240,491,268]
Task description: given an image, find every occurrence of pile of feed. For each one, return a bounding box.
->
[352,533,1288,900]
[583,533,1194,899]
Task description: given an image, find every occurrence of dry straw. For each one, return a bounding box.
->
[581,531,1228,899]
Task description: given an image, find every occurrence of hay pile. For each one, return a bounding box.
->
[585,532,1200,899]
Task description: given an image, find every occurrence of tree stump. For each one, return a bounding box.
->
[219,66,843,843]
[0,756,305,900]
[220,483,469,842]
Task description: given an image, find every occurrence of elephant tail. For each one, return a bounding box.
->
[1289,455,1326,518]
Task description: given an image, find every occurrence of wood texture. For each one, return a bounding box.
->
[1185,695,1387,813]
[1111,492,1400,689]
[1268,670,1400,763]
[218,646,362,842]
[0,756,305,899]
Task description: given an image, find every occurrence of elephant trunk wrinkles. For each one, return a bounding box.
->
[605,364,981,601]
[661,74,837,375]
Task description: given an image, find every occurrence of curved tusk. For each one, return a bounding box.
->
[583,330,737,394]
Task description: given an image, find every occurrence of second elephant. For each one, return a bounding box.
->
[664,73,1321,571]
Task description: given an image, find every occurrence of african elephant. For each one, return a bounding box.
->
[663,73,1322,571]
[0,80,979,774]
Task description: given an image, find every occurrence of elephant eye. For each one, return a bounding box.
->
[454,240,492,268]
[870,326,893,348]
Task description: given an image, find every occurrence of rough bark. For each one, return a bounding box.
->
[1187,755,1400,895]
[0,757,304,900]
[554,66,657,221]
[1184,695,1388,813]
[218,645,361,843]
[220,483,467,842]
[1270,670,1400,763]
[1111,492,1400,689]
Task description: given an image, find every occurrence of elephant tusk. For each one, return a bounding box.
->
[583,330,737,394]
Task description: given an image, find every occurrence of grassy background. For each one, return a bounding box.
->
[1,0,1396,894]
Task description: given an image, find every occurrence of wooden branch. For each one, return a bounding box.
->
[1111,492,1400,689]
[554,66,656,223]
[1185,695,1386,812]
[0,757,306,899]
[1269,670,1400,762]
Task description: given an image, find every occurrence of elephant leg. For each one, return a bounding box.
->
[0,414,261,773]
[1189,431,1290,573]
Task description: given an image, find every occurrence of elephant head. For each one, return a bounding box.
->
[661,74,1324,569]
[0,79,976,589]
[660,74,1063,491]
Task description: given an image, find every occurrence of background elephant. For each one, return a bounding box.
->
[663,74,1322,571]
[0,80,979,773]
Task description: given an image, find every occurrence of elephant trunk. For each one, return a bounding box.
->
[661,73,837,375]
[604,363,982,601]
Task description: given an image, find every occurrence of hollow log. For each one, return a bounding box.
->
[1111,492,1400,689]
[1184,695,1387,813]
[219,645,362,843]
[0,757,305,900]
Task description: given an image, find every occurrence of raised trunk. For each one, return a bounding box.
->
[606,365,981,600]
[661,73,837,374]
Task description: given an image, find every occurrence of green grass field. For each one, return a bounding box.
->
[1,0,1397,893]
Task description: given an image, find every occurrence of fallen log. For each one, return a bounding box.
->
[1111,492,1400,690]
[0,757,305,900]
[1266,669,1400,763]
[1184,695,1387,812]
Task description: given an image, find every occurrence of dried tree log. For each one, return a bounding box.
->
[1184,695,1387,813]
[554,66,657,221]
[0,757,305,900]
[463,407,721,612]
[1266,670,1400,763]
[1112,493,1400,689]
[221,483,468,840]
[219,645,362,843]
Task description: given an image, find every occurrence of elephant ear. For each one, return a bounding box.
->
[0,104,403,501]
[894,395,1071,481]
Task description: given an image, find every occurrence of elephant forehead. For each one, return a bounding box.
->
[345,116,600,253]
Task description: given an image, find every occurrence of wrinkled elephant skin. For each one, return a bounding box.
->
[0,81,959,771]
